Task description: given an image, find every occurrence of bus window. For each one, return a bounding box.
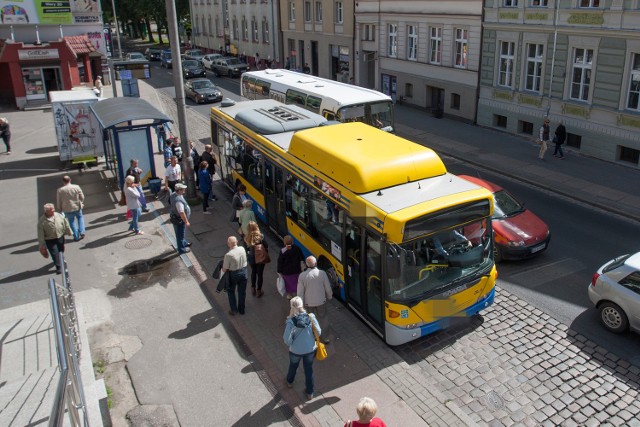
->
[338,105,366,123]
[306,95,322,113]
[257,79,271,98]
[244,146,263,190]
[306,186,342,254]
[286,89,307,107]
[365,235,384,326]
[243,77,256,98]
[286,174,309,225]
[324,112,336,121]
[368,101,393,131]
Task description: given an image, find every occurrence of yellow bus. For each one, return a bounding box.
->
[211,99,497,345]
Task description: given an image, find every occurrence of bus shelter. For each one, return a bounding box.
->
[90,98,172,189]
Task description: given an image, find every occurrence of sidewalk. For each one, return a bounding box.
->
[1,63,639,427]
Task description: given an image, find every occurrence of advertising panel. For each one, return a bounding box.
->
[51,90,103,161]
[0,0,100,24]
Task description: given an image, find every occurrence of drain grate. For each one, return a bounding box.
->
[124,238,153,250]
[484,390,505,410]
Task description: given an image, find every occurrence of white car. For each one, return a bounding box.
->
[588,252,640,334]
[125,52,146,62]
[202,54,223,70]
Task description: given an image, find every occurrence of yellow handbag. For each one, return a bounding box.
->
[311,319,327,361]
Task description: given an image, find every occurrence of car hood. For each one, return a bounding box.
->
[185,66,204,72]
[493,209,549,244]
[194,87,220,95]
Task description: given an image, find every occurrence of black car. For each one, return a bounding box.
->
[184,78,223,104]
[182,60,206,79]
[145,48,161,61]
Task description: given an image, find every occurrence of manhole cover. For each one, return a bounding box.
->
[124,238,153,250]
[484,391,504,410]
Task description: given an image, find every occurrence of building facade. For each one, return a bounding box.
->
[478,0,640,168]
[0,0,107,109]
[190,0,281,68]
[280,0,354,81]
[354,0,483,121]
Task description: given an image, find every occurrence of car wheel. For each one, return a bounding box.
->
[214,69,219,77]
[228,70,233,78]
[599,302,629,333]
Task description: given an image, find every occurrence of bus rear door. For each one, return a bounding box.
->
[264,160,288,236]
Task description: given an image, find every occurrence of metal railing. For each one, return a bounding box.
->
[48,253,90,427]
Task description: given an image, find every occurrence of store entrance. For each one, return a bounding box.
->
[23,67,62,102]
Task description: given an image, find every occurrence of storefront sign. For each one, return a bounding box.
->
[74,13,100,24]
[18,49,60,60]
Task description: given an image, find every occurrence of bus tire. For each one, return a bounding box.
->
[317,257,338,290]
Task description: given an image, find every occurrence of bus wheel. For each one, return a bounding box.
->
[317,257,338,290]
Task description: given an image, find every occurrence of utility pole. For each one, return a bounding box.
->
[165,0,196,199]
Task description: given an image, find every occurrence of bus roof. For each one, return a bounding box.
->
[216,99,327,134]
[243,69,392,106]
[289,122,447,194]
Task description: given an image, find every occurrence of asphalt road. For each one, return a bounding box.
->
[141,58,640,363]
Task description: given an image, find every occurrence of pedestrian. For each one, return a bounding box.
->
[303,63,311,74]
[285,57,291,70]
[164,155,182,193]
[283,296,321,400]
[277,235,305,299]
[538,118,550,160]
[0,117,10,154]
[171,137,183,162]
[553,121,567,160]
[189,140,201,189]
[200,144,218,201]
[245,221,269,297]
[198,161,213,214]
[37,203,72,274]
[125,159,149,212]
[94,76,103,97]
[124,175,144,235]
[163,139,173,167]
[222,235,249,315]
[230,183,247,222]
[238,199,257,240]
[297,256,333,344]
[155,123,167,154]
[169,183,192,254]
[344,397,387,427]
[56,175,86,242]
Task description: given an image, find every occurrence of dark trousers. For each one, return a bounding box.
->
[553,143,564,157]
[202,191,210,212]
[250,263,266,290]
[2,134,9,152]
[168,180,177,192]
[173,222,187,253]
[227,268,248,314]
[45,236,65,268]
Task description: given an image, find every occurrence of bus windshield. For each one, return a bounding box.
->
[386,218,492,303]
[337,101,393,131]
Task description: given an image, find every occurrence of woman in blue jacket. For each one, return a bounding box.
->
[283,296,321,400]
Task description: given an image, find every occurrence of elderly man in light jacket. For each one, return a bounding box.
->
[297,256,333,343]
[56,175,85,241]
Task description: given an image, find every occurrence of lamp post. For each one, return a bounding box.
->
[110,0,123,59]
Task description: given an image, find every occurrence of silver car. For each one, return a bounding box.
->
[588,252,640,334]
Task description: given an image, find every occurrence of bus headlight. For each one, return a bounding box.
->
[405,323,418,329]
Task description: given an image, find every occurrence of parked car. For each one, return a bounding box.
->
[160,50,172,68]
[184,49,205,63]
[184,78,223,104]
[182,60,206,79]
[459,175,550,262]
[125,52,146,62]
[202,54,223,70]
[588,252,640,334]
[144,48,161,61]
[211,57,250,77]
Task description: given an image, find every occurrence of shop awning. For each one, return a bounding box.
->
[64,35,97,56]
[90,97,172,129]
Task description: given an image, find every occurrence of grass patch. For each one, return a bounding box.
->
[106,385,113,408]
[93,359,106,375]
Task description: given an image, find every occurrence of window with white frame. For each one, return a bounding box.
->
[215,16,220,37]
[626,53,640,111]
[454,28,468,68]
[531,0,548,5]
[304,1,311,22]
[335,2,343,24]
[289,1,295,21]
[407,25,417,61]
[429,26,442,64]
[504,0,518,6]
[242,17,248,40]
[315,1,322,22]
[388,24,398,57]
[208,16,212,35]
[498,41,515,87]
[525,43,544,92]
[252,18,258,42]
[262,19,270,43]
[363,24,375,41]
[233,18,238,40]
[570,48,593,101]
[579,0,600,7]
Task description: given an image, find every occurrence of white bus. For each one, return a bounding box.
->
[240,69,395,132]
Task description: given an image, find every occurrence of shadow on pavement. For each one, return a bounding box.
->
[25,146,59,155]
[168,308,220,339]
[108,251,179,298]
[1,155,62,180]
[79,230,133,249]
[230,396,298,427]
[0,264,54,285]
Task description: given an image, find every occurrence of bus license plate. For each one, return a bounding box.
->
[531,243,546,254]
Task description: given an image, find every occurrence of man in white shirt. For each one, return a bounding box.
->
[297,256,333,343]
[164,155,182,192]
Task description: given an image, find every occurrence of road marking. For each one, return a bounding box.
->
[507,257,586,288]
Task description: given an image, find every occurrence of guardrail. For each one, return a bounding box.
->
[48,253,89,427]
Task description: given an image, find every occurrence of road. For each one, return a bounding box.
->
[142,57,640,363]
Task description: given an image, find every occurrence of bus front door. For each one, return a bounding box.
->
[264,161,288,236]
[344,217,384,336]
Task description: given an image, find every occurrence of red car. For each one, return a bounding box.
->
[459,175,550,262]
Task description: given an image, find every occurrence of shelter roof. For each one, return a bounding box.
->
[90,97,172,129]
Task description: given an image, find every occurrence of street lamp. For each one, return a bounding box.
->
[110,0,123,59]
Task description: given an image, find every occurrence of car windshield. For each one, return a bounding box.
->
[492,190,524,218]
[189,50,203,56]
[183,60,199,67]
[163,52,171,58]
[226,58,239,65]
[192,81,213,90]
[129,53,144,60]
[386,218,493,302]
[149,49,160,53]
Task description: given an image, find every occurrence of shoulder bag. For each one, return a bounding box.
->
[311,317,327,361]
